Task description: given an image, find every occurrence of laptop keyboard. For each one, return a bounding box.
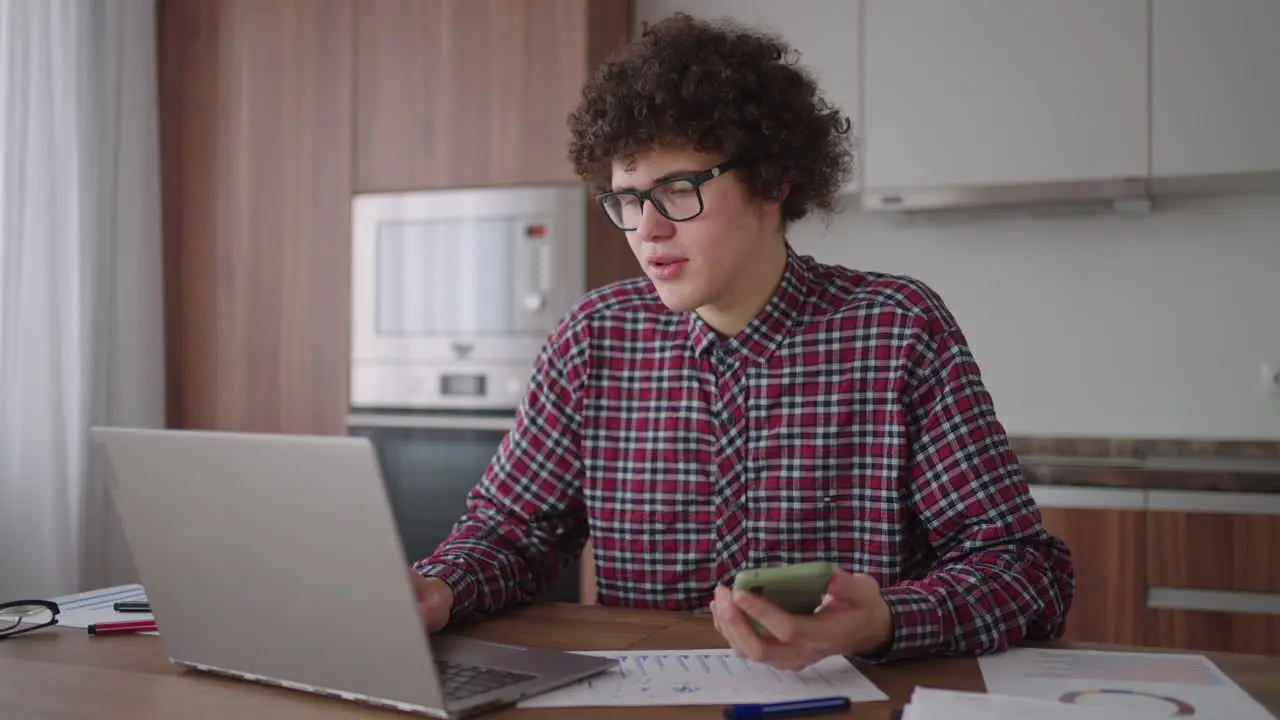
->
[436,660,536,701]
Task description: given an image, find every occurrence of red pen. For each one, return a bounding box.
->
[87,619,158,635]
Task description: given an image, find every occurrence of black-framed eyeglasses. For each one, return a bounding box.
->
[0,599,60,639]
[595,159,738,231]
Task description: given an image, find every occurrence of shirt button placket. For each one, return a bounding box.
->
[709,346,747,580]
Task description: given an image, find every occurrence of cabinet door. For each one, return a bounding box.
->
[1145,504,1280,655]
[1038,507,1146,645]
[1147,510,1280,594]
[1151,0,1280,178]
[355,0,614,192]
[1148,610,1280,657]
[158,0,355,435]
[862,0,1148,191]
[635,0,861,193]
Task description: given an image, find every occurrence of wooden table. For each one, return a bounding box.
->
[2,603,1277,718]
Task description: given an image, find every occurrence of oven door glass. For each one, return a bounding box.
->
[375,218,516,336]
[350,423,581,603]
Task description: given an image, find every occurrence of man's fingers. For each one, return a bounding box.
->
[767,646,826,672]
[722,616,823,670]
[716,591,772,662]
[713,587,840,672]
[829,569,880,603]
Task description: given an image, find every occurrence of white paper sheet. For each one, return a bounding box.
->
[43,583,157,634]
[516,649,888,708]
[978,647,1276,719]
[901,687,1133,720]
[46,583,151,627]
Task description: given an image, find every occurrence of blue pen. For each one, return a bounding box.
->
[722,695,852,720]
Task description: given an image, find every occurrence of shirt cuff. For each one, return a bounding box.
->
[412,561,478,626]
[852,584,945,664]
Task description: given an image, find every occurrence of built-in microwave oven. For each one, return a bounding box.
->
[349,185,586,412]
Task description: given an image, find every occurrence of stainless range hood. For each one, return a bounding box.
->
[860,177,1152,215]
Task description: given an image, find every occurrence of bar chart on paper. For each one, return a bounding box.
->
[516,649,888,708]
[978,648,1275,719]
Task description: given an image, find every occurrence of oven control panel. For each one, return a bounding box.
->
[350,364,530,411]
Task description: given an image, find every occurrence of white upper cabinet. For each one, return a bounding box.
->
[862,0,1149,192]
[634,1,862,192]
[1152,0,1280,178]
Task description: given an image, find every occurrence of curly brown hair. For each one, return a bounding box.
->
[567,12,855,226]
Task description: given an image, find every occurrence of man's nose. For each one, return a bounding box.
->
[633,201,674,242]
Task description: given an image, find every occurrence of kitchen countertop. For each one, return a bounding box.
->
[346,415,1280,493]
[1019,454,1280,493]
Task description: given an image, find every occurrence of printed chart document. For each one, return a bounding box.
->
[46,584,153,629]
[516,649,888,708]
[978,647,1275,719]
[901,687,1132,720]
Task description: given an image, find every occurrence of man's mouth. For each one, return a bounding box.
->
[648,257,687,267]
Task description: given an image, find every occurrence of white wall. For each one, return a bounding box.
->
[786,196,1280,439]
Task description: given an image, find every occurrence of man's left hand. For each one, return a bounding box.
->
[711,568,894,671]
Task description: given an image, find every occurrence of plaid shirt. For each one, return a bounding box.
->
[416,247,1074,661]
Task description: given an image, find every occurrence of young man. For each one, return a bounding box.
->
[409,13,1074,668]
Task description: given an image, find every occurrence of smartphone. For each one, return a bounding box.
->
[732,561,835,627]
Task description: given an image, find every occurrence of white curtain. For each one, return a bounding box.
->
[0,0,165,600]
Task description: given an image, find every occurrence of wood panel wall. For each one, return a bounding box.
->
[157,0,354,434]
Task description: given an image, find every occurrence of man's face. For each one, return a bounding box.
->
[608,146,781,315]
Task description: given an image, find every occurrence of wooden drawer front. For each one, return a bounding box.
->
[1147,511,1280,593]
[1039,507,1146,645]
[1148,609,1280,656]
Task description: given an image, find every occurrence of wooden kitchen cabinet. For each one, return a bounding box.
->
[158,0,356,435]
[861,0,1148,192]
[157,0,639,439]
[1144,508,1280,655]
[1151,0,1280,178]
[1038,507,1147,645]
[353,0,632,193]
[1148,609,1280,656]
[1147,511,1280,594]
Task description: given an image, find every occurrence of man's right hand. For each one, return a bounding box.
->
[409,570,454,632]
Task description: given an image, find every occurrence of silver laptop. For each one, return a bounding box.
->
[90,426,615,718]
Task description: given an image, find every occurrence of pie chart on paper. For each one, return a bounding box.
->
[977,647,1276,719]
[1059,688,1195,716]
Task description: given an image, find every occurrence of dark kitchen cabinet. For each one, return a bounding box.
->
[349,423,583,603]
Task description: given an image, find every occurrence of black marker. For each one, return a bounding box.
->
[113,601,151,613]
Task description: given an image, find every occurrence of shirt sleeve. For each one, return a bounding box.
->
[860,300,1076,663]
[411,332,588,625]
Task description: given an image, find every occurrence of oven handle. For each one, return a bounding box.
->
[347,413,516,432]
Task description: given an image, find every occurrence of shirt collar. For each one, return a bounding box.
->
[686,245,811,365]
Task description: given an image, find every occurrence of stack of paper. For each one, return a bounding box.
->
[901,648,1276,719]
[978,647,1276,719]
[47,584,151,626]
[900,687,1132,719]
[47,584,157,634]
[516,649,888,708]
